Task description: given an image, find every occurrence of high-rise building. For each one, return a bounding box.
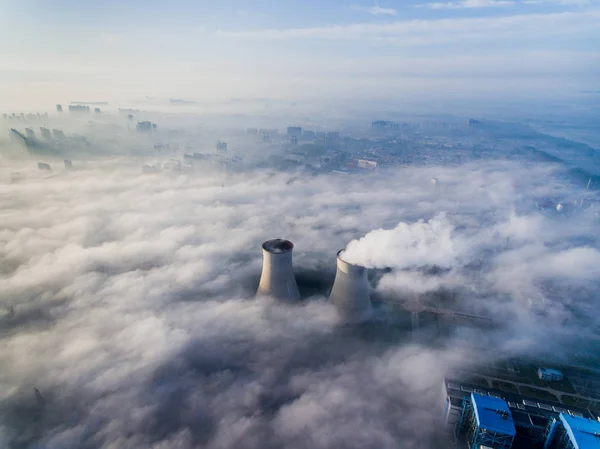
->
[326,131,340,146]
[52,129,66,140]
[56,104,63,112]
[25,128,35,139]
[40,127,52,140]
[290,135,298,146]
[302,130,315,140]
[287,126,302,137]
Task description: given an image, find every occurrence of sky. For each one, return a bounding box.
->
[0,0,599,107]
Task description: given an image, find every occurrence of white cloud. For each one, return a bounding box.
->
[215,9,600,46]
[351,4,398,15]
[524,0,591,4]
[423,0,514,9]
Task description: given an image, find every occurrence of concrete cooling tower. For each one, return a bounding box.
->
[329,250,373,324]
[256,239,301,301]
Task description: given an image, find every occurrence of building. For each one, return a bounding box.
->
[246,128,258,134]
[68,104,90,113]
[40,127,52,140]
[37,162,51,171]
[543,414,600,449]
[302,130,315,140]
[290,135,298,146]
[454,393,516,449]
[216,141,228,152]
[56,104,63,112]
[136,121,156,132]
[287,126,302,137]
[538,369,564,382]
[326,132,340,146]
[25,128,35,139]
[443,377,597,449]
[52,129,66,140]
[356,159,377,170]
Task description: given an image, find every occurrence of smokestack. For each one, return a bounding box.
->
[256,239,301,301]
[329,250,373,324]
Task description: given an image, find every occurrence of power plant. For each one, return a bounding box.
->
[255,241,373,322]
[256,239,301,301]
[329,250,373,324]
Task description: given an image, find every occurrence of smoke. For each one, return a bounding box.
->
[0,152,598,448]
[342,214,458,269]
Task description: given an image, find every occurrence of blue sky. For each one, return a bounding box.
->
[0,0,598,107]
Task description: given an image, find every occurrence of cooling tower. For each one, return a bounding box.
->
[256,239,301,301]
[329,250,373,323]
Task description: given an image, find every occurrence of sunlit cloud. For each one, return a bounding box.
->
[422,0,515,9]
[351,4,398,15]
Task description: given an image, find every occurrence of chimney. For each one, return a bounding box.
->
[329,250,373,323]
[256,239,301,301]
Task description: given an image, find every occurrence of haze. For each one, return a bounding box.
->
[1,1,600,449]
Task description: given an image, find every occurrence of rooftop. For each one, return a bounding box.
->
[560,413,600,449]
[471,393,517,437]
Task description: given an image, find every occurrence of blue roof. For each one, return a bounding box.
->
[560,413,600,449]
[539,368,563,375]
[471,393,516,437]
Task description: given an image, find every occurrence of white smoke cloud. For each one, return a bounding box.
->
[342,214,459,269]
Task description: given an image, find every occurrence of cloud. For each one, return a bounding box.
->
[351,5,398,15]
[524,0,591,4]
[423,0,514,9]
[0,134,599,448]
[215,10,600,46]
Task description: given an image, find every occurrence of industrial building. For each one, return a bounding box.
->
[539,369,565,382]
[544,413,600,449]
[444,378,599,449]
[454,392,516,449]
[256,239,300,301]
[329,250,373,323]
